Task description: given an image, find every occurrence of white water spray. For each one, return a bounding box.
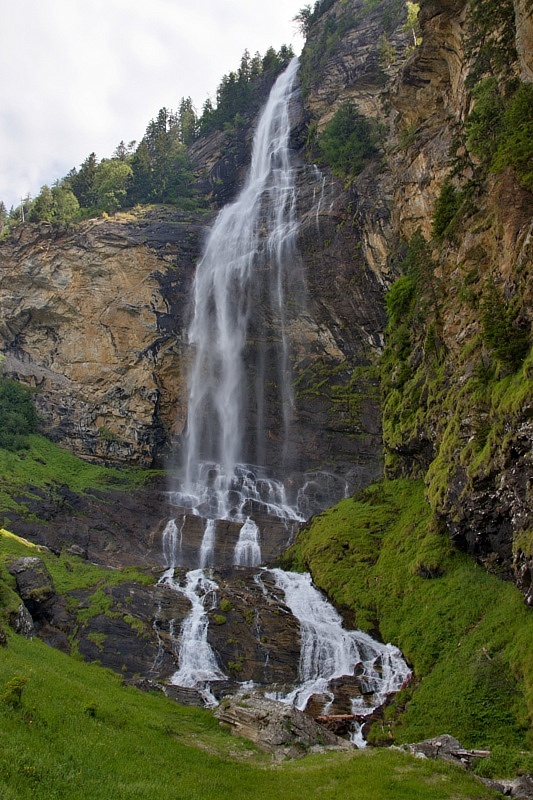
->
[267,569,410,742]
[184,58,301,494]
[199,519,216,568]
[162,517,184,569]
[233,517,261,567]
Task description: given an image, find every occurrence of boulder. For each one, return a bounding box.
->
[9,603,35,637]
[215,693,352,758]
[8,556,56,620]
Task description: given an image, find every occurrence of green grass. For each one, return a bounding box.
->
[281,479,533,771]
[0,633,499,800]
[0,528,152,598]
[0,434,162,521]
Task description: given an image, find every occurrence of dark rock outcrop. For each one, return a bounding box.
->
[8,556,57,620]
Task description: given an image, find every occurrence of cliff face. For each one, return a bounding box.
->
[284,0,532,597]
[0,0,531,594]
[383,0,532,599]
[0,210,203,466]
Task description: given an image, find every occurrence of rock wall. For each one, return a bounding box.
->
[0,209,205,466]
[0,0,531,594]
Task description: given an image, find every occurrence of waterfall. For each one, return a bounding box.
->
[159,61,410,737]
[162,517,184,569]
[267,569,410,743]
[184,57,301,495]
[199,519,216,568]
[233,517,261,567]
[160,568,226,707]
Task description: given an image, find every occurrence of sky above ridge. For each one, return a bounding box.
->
[0,0,305,210]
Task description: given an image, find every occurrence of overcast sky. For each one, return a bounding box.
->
[0,0,305,210]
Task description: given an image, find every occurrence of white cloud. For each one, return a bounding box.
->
[0,0,304,209]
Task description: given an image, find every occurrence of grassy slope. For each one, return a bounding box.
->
[0,526,496,799]
[0,631,497,800]
[0,431,524,793]
[280,479,533,777]
[0,434,160,522]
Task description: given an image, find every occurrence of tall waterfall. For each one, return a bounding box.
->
[158,62,411,740]
[184,57,301,496]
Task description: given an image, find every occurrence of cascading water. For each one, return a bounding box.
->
[199,519,216,568]
[233,517,261,567]
[162,517,184,569]
[168,569,226,706]
[182,56,302,504]
[267,569,410,745]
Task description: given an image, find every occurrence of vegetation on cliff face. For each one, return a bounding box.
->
[0,434,157,526]
[0,376,38,452]
[0,0,531,792]
[315,102,379,177]
[296,0,407,93]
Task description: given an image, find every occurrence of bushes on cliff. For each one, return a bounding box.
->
[0,378,38,451]
[481,279,530,372]
[317,103,379,177]
[466,78,533,191]
[491,82,533,192]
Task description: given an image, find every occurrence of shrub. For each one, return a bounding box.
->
[491,82,533,191]
[317,103,378,177]
[481,280,530,371]
[0,378,38,451]
[466,78,506,163]
[431,181,460,239]
[1,675,28,707]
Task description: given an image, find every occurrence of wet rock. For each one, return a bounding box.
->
[215,693,352,758]
[8,556,56,620]
[206,567,301,687]
[9,604,35,637]
[5,478,170,570]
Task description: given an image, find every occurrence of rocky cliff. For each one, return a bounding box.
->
[0,0,532,596]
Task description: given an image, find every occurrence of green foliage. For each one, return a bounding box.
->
[385,274,416,327]
[220,598,233,613]
[282,479,533,756]
[1,675,28,707]
[0,631,495,800]
[126,108,199,208]
[403,2,421,47]
[431,181,460,239]
[0,378,38,451]
[481,279,530,371]
[491,82,533,191]
[466,76,533,191]
[93,159,133,214]
[29,184,81,224]
[0,433,160,522]
[466,78,506,163]
[466,0,517,85]
[294,0,336,39]
[317,103,378,177]
[198,46,294,136]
